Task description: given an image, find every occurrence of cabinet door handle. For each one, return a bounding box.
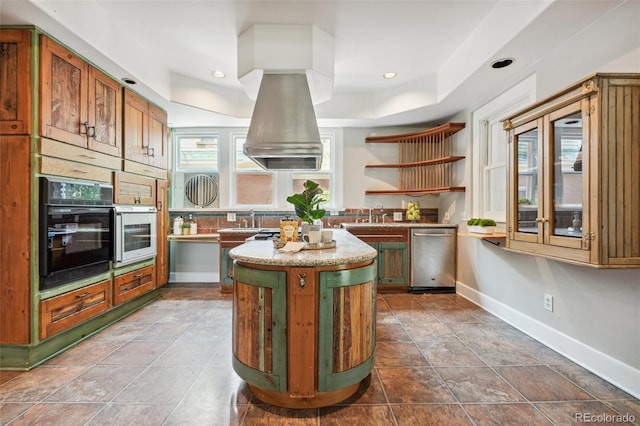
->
[75,292,90,299]
[79,154,97,160]
[72,169,89,174]
[80,121,90,135]
[157,200,163,211]
[133,273,143,278]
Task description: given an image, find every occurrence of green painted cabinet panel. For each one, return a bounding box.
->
[367,242,408,285]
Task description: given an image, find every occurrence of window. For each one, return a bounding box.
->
[230,131,340,209]
[290,135,333,208]
[174,132,219,172]
[232,135,274,206]
[471,75,535,222]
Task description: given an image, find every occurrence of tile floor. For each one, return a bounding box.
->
[1,284,638,425]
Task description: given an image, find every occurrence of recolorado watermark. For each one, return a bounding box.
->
[575,412,636,423]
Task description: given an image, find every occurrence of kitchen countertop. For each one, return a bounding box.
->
[341,222,458,229]
[229,229,376,267]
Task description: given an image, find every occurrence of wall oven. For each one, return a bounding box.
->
[114,205,157,267]
[39,177,114,291]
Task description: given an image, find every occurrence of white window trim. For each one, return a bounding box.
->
[471,74,536,223]
[172,128,221,173]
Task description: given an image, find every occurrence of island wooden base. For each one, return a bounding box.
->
[232,259,376,409]
[248,382,360,409]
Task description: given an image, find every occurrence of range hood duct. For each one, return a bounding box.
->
[244,74,323,170]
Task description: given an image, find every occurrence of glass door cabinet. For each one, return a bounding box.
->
[504,74,640,268]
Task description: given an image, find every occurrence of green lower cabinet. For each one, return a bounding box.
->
[220,247,233,287]
[367,242,408,285]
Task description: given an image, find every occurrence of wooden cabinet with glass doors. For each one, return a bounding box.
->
[503,73,640,268]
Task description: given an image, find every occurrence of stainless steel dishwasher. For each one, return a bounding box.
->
[410,227,456,293]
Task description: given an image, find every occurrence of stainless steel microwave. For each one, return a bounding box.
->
[113,205,157,267]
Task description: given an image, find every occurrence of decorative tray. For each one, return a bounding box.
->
[272,239,336,250]
[302,240,336,250]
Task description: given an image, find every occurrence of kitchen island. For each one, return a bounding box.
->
[229,229,377,408]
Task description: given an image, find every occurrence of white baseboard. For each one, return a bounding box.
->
[169,271,219,283]
[456,281,640,399]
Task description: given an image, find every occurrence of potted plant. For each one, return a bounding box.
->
[181,221,191,235]
[467,218,497,234]
[287,180,326,235]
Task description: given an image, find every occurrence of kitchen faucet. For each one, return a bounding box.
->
[369,203,383,223]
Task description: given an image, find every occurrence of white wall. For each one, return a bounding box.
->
[456,22,640,397]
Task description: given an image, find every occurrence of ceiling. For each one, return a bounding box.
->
[1,0,637,128]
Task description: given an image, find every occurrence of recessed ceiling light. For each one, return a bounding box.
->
[382,72,397,79]
[121,77,137,85]
[211,70,225,78]
[491,58,514,69]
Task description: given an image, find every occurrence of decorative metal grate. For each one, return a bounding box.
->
[185,174,218,207]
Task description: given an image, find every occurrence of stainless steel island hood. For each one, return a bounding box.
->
[243,74,323,170]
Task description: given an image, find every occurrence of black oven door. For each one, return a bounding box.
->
[40,206,113,290]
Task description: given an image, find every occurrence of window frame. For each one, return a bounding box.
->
[471,75,536,223]
[172,128,220,173]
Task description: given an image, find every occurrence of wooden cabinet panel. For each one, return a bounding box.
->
[123,89,168,170]
[123,159,167,180]
[113,265,155,305]
[40,156,113,183]
[114,171,156,205]
[0,29,32,135]
[39,280,111,340]
[40,35,122,156]
[87,67,122,156]
[148,103,168,169]
[40,35,89,147]
[123,88,148,164]
[504,73,640,267]
[40,137,121,170]
[156,180,168,287]
[0,136,31,344]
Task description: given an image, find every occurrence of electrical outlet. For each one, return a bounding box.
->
[393,212,403,221]
[544,294,554,312]
[227,212,236,221]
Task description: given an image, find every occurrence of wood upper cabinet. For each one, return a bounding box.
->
[40,36,122,156]
[124,89,168,169]
[156,179,168,287]
[148,103,168,169]
[114,171,157,205]
[0,29,32,135]
[503,73,640,268]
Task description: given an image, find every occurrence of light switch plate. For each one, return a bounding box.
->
[393,212,403,221]
[227,212,236,221]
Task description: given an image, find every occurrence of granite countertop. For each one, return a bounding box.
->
[229,229,377,267]
[341,222,458,229]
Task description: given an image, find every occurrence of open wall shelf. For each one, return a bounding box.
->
[365,123,466,196]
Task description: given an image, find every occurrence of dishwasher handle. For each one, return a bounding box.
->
[412,233,452,237]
